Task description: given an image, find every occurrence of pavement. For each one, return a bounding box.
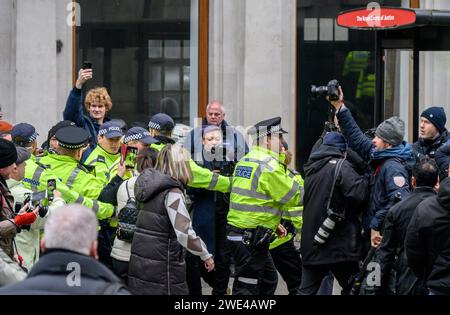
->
[201,273,343,295]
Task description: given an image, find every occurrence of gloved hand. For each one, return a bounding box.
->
[14,209,38,226]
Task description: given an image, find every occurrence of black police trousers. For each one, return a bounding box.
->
[298,261,359,295]
[269,239,302,295]
[226,225,278,295]
[186,196,232,295]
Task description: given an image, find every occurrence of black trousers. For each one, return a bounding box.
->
[270,239,302,295]
[97,225,115,270]
[186,193,232,295]
[111,258,129,286]
[298,261,359,295]
[212,197,232,295]
[186,252,214,295]
[226,225,278,295]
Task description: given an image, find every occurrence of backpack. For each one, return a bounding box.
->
[116,181,138,242]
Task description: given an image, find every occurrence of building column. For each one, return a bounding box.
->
[209,0,297,148]
[0,0,16,122]
[13,0,71,141]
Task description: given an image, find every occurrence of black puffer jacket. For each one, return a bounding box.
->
[301,144,369,266]
[128,168,187,295]
[377,187,436,295]
[405,177,450,295]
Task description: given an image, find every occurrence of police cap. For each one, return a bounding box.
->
[124,127,157,145]
[55,126,90,150]
[148,113,175,132]
[12,123,39,146]
[251,117,288,139]
[47,120,75,143]
[98,121,124,139]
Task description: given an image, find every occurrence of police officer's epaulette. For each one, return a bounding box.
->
[96,155,106,164]
[35,161,51,170]
[78,163,94,174]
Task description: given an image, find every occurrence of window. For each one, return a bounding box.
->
[75,0,196,126]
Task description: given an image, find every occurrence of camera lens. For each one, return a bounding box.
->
[313,216,337,245]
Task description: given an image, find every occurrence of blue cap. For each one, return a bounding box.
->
[12,123,39,146]
[98,121,124,139]
[148,113,175,132]
[124,127,157,145]
[323,132,348,152]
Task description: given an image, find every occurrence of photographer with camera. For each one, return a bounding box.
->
[299,132,368,295]
[329,84,414,250]
[6,147,65,270]
[1,140,40,263]
[186,125,235,295]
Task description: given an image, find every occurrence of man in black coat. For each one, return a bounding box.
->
[376,159,438,295]
[413,107,449,161]
[0,204,129,295]
[299,132,369,295]
[405,176,450,295]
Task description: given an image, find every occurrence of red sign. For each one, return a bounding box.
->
[337,7,416,30]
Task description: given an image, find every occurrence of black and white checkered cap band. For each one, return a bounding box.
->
[124,131,151,144]
[256,125,283,139]
[29,132,38,142]
[148,121,161,130]
[15,131,39,145]
[59,142,86,150]
[98,126,122,136]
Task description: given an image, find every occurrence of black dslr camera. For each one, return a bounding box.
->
[311,79,341,101]
[210,146,235,177]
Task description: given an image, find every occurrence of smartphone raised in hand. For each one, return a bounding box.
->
[82,61,92,70]
[125,147,138,169]
[47,179,56,202]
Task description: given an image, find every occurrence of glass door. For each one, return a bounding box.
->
[419,51,450,133]
[383,49,414,141]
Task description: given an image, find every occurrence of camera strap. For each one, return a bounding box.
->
[326,158,345,212]
[125,180,131,200]
[125,179,136,203]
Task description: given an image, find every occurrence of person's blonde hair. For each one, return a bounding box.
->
[155,144,193,185]
[84,87,112,111]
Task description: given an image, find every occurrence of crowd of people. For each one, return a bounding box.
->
[1,69,450,296]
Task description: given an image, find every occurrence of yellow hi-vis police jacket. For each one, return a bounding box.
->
[84,145,121,185]
[38,153,106,200]
[22,157,115,220]
[269,171,304,250]
[227,146,303,232]
[150,142,232,193]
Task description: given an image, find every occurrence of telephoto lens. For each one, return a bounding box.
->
[313,210,344,245]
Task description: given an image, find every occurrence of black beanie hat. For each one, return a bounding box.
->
[0,138,18,168]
